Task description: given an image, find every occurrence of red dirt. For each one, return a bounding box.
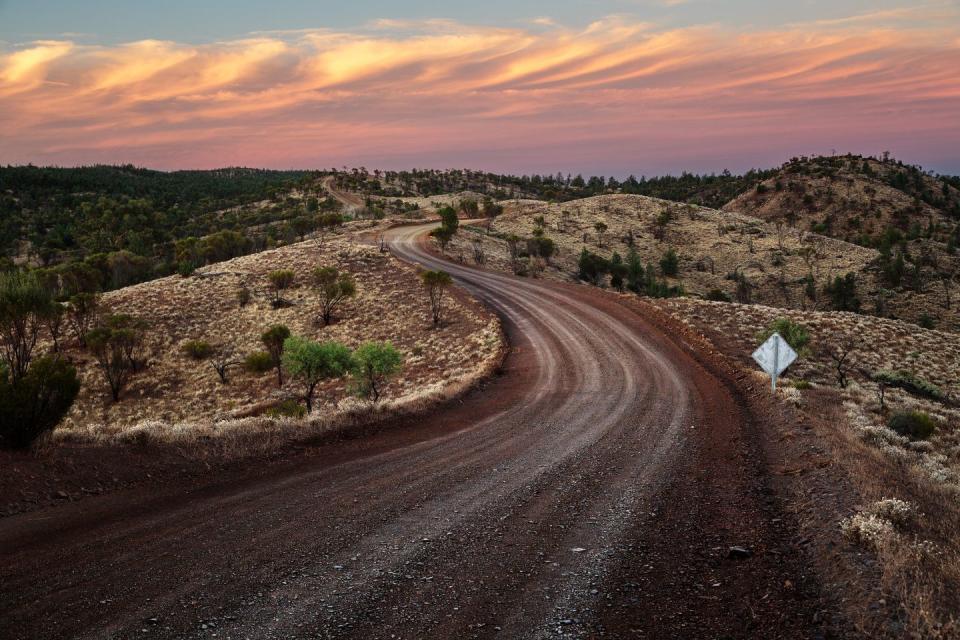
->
[0,224,844,639]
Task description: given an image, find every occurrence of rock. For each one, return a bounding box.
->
[571,547,586,553]
[728,546,753,559]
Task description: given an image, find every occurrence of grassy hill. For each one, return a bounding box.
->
[50,228,502,449]
[723,155,960,249]
[448,193,960,331]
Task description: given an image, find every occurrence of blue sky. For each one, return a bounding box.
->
[0,0,933,44]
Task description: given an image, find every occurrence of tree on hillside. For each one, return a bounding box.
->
[282,336,352,412]
[626,248,644,293]
[609,252,626,292]
[578,248,608,286]
[211,344,240,384]
[0,355,80,449]
[350,341,403,402]
[660,248,679,277]
[261,325,291,388]
[825,273,861,312]
[268,269,295,307]
[45,302,66,353]
[67,292,101,348]
[594,221,608,248]
[313,266,357,326]
[87,324,139,401]
[316,213,344,248]
[0,272,53,382]
[422,270,453,327]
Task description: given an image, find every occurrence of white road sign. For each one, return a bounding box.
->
[752,332,797,391]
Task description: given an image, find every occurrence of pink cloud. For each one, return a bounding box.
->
[0,17,958,173]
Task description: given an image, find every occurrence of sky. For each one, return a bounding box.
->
[1,0,958,176]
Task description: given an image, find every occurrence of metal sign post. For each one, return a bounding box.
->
[752,332,798,393]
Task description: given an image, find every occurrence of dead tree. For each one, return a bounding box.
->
[824,337,859,389]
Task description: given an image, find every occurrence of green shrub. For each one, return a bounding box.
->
[888,411,936,440]
[793,380,812,390]
[177,261,196,277]
[757,318,811,355]
[0,356,80,448]
[705,288,732,302]
[244,351,274,374]
[266,399,307,419]
[660,248,679,277]
[237,285,251,308]
[182,340,213,360]
[872,370,945,402]
[918,314,936,329]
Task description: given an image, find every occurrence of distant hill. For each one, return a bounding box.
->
[722,154,960,248]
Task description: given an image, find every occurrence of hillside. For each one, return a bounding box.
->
[723,155,960,248]
[447,194,960,331]
[50,228,502,445]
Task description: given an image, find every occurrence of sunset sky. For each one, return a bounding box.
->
[1,0,958,175]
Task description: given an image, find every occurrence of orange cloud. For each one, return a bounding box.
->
[0,17,958,172]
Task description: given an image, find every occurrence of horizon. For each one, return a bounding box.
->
[1,1,959,175]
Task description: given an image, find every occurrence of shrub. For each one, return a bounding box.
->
[177,261,196,278]
[237,285,251,308]
[67,292,101,348]
[872,370,946,402]
[86,316,147,401]
[182,340,213,360]
[421,270,453,327]
[793,380,812,390]
[660,248,679,277]
[350,341,403,402]
[888,411,936,440]
[268,269,295,307]
[705,288,732,302]
[756,318,811,355]
[0,355,80,449]
[266,399,307,419]
[824,273,860,311]
[578,248,608,285]
[0,271,55,381]
[918,314,936,329]
[244,351,274,374]
[282,336,352,412]
[261,324,291,387]
[313,267,357,325]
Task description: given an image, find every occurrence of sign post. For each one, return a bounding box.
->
[752,332,798,392]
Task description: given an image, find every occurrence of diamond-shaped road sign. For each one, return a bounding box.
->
[752,332,797,392]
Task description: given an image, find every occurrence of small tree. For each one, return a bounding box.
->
[268,270,295,307]
[316,212,344,248]
[350,341,403,402]
[261,325,291,387]
[594,221,608,248]
[67,292,100,348]
[237,284,251,308]
[87,326,136,401]
[313,267,357,325]
[825,273,860,311]
[430,225,454,254]
[757,318,811,355]
[0,355,80,449]
[45,301,66,353]
[211,345,239,384]
[823,337,857,388]
[106,314,148,372]
[282,336,352,412]
[0,271,53,382]
[660,249,679,277]
[609,253,626,292]
[422,270,453,327]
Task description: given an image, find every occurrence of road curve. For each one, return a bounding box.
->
[0,225,819,639]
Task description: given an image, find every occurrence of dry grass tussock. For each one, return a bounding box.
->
[52,229,503,448]
[449,193,960,330]
[655,297,960,637]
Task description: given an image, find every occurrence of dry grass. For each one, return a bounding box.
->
[652,296,960,637]
[448,193,960,331]
[52,228,503,447]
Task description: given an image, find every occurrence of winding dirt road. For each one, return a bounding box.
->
[0,225,824,639]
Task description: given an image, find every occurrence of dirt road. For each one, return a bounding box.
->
[0,224,825,639]
[321,175,364,209]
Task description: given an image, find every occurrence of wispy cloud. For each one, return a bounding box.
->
[0,16,958,172]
